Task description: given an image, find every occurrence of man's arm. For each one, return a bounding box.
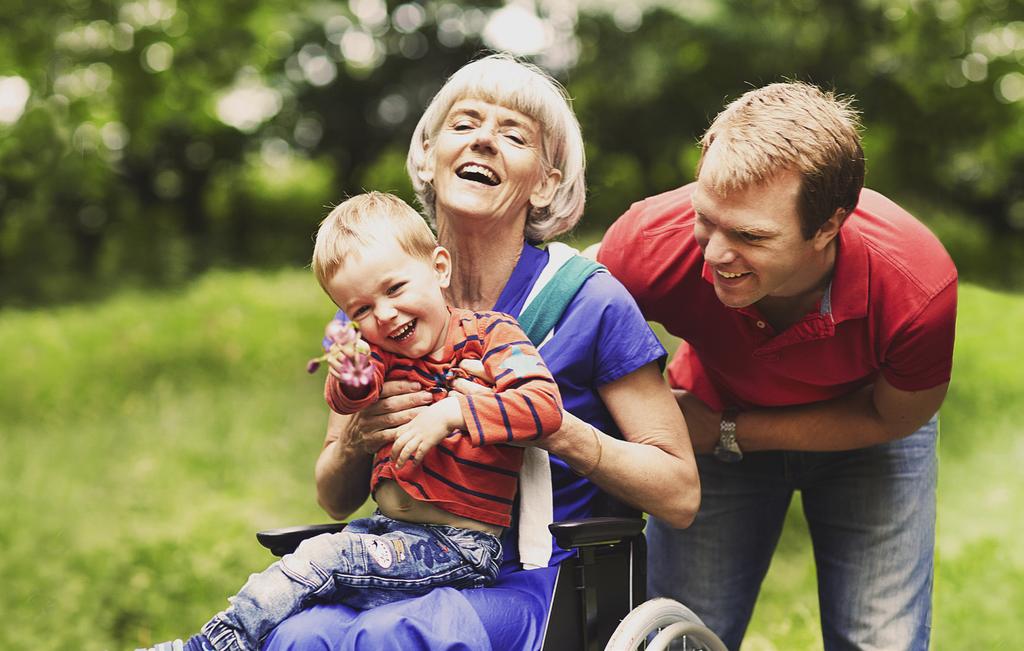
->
[677,377,948,454]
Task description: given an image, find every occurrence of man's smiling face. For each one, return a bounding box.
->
[692,167,828,309]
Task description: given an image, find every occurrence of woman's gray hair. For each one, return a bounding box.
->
[407,53,586,243]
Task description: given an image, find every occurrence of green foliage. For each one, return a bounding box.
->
[0,271,1020,648]
[0,269,353,648]
[0,1,495,306]
[568,2,1024,286]
[2,1,1023,305]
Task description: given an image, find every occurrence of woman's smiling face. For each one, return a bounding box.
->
[422,98,561,229]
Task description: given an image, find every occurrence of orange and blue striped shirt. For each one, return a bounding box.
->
[325,307,563,527]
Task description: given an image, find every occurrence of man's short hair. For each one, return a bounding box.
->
[407,53,586,243]
[698,81,866,239]
[312,191,437,290]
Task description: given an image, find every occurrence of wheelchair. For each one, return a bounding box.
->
[257,517,727,651]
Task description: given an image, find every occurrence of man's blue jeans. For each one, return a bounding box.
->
[649,417,938,651]
[201,513,502,651]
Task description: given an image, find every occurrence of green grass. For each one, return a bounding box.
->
[1,271,1020,649]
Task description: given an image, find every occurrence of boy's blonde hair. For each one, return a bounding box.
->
[407,53,586,243]
[698,81,865,239]
[312,191,437,290]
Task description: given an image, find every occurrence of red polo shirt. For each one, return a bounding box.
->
[598,183,957,411]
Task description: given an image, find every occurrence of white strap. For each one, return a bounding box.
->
[516,242,580,570]
[517,446,554,570]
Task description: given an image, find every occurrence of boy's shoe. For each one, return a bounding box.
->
[136,635,215,651]
[135,642,183,651]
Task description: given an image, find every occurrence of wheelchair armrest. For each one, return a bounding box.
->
[256,523,347,557]
[257,517,644,556]
[548,516,645,549]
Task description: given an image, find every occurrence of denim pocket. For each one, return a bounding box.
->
[430,526,502,582]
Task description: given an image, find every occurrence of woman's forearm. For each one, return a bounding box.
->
[541,363,701,528]
[545,412,700,528]
[314,411,372,520]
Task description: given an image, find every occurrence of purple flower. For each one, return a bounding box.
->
[306,320,367,377]
[325,319,357,347]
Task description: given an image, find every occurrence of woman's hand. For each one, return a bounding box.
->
[346,380,434,455]
[316,380,433,519]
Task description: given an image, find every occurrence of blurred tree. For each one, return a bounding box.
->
[0,0,500,305]
[0,0,1022,306]
[569,0,1024,282]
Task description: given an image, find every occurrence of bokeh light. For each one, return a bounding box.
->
[297,44,338,87]
[483,4,548,56]
[351,0,389,33]
[340,28,383,69]
[215,76,282,132]
[0,76,31,125]
[996,72,1024,103]
[142,42,175,73]
[393,3,427,34]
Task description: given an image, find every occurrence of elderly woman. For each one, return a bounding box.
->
[263,54,699,650]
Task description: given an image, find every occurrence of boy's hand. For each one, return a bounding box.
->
[391,396,465,468]
[447,359,496,396]
[307,319,372,389]
[326,345,374,393]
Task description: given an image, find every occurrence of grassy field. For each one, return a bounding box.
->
[1,269,1020,650]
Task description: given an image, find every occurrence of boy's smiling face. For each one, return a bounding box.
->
[326,237,452,359]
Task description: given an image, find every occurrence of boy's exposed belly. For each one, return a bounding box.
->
[374,479,503,537]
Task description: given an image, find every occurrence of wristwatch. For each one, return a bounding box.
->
[713,409,743,463]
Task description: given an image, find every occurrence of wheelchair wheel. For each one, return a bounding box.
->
[604,598,728,651]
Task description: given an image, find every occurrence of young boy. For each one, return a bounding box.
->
[143,192,563,651]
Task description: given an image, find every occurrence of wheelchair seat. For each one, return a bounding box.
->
[257,517,642,649]
[256,517,726,651]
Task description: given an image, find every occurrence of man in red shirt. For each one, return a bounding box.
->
[597,82,956,651]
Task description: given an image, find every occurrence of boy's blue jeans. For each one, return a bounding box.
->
[201,513,502,651]
[648,416,938,651]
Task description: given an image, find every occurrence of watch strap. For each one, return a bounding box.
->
[714,408,742,462]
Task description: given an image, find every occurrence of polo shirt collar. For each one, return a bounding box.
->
[829,218,869,324]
